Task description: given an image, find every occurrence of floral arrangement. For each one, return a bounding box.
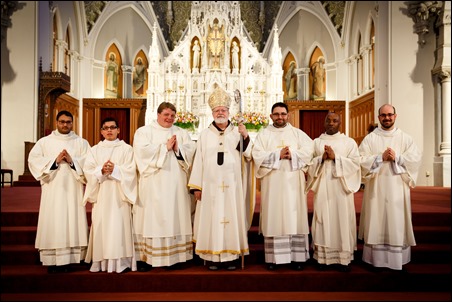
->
[231,111,269,131]
[173,111,199,131]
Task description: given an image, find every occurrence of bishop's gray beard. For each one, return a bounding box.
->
[214,117,228,124]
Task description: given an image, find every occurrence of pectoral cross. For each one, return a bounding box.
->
[277,140,288,148]
[219,181,229,192]
[221,217,230,228]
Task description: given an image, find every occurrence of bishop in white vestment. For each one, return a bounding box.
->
[188,85,254,270]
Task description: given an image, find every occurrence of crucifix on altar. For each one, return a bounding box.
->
[207,18,225,69]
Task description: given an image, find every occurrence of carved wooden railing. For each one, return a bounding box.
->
[349,91,375,145]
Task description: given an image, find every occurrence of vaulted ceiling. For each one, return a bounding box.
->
[83,1,345,52]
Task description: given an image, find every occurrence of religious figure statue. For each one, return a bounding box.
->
[207,21,225,69]
[284,61,297,100]
[192,40,201,72]
[311,56,325,100]
[231,41,240,71]
[106,52,118,94]
[133,57,146,97]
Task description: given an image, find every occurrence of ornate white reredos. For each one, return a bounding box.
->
[145,1,283,131]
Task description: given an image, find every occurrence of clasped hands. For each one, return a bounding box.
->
[56,149,73,166]
[322,145,335,162]
[382,147,396,162]
[280,146,291,160]
[167,134,179,152]
[102,160,114,176]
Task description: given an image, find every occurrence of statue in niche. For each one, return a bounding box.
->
[231,41,240,71]
[106,52,118,95]
[207,20,225,69]
[133,57,147,97]
[284,61,297,100]
[192,40,201,72]
[311,56,326,100]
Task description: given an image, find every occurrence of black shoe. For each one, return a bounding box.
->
[120,267,131,274]
[137,261,152,272]
[167,263,182,270]
[47,266,58,274]
[267,263,277,270]
[208,265,219,271]
[396,267,409,274]
[291,262,304,271]
[48,265,70,273]
[60,265,71,273]
[316,263,328,271]
[337,264,351,272]
[370,266,385,273]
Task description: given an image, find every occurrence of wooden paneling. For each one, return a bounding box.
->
[285,100,346,138]
[349,91,375,145]
[55,94,80,134]
[83,99,146,146]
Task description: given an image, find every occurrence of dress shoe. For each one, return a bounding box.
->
[291,262,304,271]
[226,265,236,271]
[336,264,351,272]
[316,263,328,271]
[137,261,152,272]
[208,265,219,271]
[267,263,277,270]
[47,266,58,273]
[120,267,131,274]
[167,263,182,270]
[48,265,70,273]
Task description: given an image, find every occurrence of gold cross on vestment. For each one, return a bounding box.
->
[277,140,288,148]
[221,217,230,228]
[219,181,229,192]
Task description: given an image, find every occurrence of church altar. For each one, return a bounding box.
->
[144,1,284,134]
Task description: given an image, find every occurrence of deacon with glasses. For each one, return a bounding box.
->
[358,104,422,272]
[28,110,91,273]
[83,117,137,273]
[251,102,314,271]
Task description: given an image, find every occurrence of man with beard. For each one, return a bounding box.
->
[252,102,313,271]
[358,104,422,271]
[188,84,253,271]
[306,112,361,272]
[28,110,91,273]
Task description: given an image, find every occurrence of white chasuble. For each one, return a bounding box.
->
[189,123,254,262]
